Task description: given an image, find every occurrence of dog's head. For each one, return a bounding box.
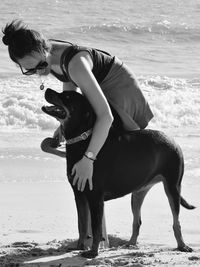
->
[42,88,95,137]
[42,88,71,121]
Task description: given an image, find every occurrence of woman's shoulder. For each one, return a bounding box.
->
[49,39,72,51]
[49,39,73,45]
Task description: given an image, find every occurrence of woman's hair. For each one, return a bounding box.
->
[2,20,51,63]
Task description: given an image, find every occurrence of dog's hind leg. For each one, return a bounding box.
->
[128,187,151,246]
[163,182,193,252]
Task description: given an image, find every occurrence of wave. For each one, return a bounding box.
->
[139,76,200,128]
[0,76,61,131]
[0,75,200,131]
[74,21,200,42]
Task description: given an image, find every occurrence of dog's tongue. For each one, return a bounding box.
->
[44,106,57,112]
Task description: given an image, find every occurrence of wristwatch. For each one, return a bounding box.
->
[84,151,96,161]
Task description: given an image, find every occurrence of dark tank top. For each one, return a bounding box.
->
[50,40,114,85]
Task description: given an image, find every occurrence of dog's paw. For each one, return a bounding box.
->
[178,245,193,252]
[80,249,98,258]
[65,239,86,251]
[125,239,138,248]
[125,243,139,249]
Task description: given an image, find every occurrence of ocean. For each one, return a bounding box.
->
[0,0,200,77]
[0,0,200,132]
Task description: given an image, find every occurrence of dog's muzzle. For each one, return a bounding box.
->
[42,105,67,120]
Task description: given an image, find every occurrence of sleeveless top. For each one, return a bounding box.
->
[50,40,154,130]
[50,40,115,85]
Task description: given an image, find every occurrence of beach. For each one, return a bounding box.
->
[0,129,199,266]
[0,0,200,265]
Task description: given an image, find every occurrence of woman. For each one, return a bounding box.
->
[2,20,153,192]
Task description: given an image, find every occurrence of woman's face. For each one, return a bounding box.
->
[17,51,51,76]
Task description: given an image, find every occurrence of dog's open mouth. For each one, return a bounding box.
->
[42,105,66,120]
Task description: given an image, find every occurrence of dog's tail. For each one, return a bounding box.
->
[178,149,196,210]
[181,196,196,209]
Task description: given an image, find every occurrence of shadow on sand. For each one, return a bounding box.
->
[0,235,128,267]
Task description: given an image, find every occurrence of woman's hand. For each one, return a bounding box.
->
[72,157,93,191]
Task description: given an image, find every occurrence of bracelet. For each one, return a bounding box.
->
[83,154,96,162]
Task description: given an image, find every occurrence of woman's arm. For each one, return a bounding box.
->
[63,81,78,92]
[69,51,113,159]
[68,51,114,191]
[69,51,113,157]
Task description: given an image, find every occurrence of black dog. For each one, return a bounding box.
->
[42,88,194,258]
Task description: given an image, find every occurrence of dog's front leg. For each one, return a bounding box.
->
[81,193,104,258]
[73,192,92,250]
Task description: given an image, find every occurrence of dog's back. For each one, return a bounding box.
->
[92,129,183,200]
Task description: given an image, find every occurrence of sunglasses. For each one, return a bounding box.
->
[20,61,48,76]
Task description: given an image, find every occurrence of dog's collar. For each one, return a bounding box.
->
[65,128,93,145]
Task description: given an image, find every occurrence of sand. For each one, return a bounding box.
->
[0,129,200,266]
[1,239,200,267]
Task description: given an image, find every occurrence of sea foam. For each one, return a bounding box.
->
[0,75,199,131]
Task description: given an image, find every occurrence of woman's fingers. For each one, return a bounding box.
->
[80,178,87,192]
[71,166,76,176]
[71,159,93,191]
[72,174,89,191]
[88,177,93,191]
[72,169,78,186]
[79,177,93,191]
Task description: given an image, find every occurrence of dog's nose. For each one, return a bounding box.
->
[44,88,59,104]
[44,88,54,100]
